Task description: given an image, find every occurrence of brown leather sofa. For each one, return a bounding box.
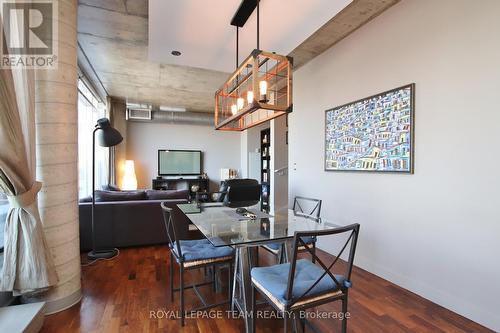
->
[79,189,192,252]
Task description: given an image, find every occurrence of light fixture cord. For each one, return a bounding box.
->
[257,0,260,50]
[236,26,239,69]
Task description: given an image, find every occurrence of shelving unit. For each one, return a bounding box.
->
[260,128,271,213]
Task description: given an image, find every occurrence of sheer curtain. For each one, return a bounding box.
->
[78,80,108,198]
[0,12,57,293]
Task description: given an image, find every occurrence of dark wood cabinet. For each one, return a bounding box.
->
[152,177,209,201]
[260,128,271,213]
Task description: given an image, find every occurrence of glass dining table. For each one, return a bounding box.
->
[177,202,340,333]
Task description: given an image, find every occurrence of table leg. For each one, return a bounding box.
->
[231,249,239,312]
[293,311,305,333]
[239,247,254,333]
[284,238,294,262]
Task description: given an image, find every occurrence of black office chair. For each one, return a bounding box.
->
[261,196,322,264]
[161,202,234,326]
[223,179,261,208]
[251,223,360,333]
[293,196,322,222]
[196,178,261,208]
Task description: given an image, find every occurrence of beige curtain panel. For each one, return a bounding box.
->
[0,26,58,294]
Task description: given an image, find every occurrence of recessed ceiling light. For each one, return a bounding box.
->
[171,50,181,56]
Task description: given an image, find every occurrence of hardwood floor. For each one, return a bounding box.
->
[41,246,492,333]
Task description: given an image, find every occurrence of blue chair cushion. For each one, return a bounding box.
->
[265,236,315,252]
[264,242,283,251]
[251,259,346,305]
[300,236,316,245]
[171,239,233,262]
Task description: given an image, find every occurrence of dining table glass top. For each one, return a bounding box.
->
[177,202,340,247]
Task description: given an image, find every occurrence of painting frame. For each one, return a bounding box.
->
[324,83,415,174]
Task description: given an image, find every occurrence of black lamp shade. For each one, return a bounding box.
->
[95,118,123,147]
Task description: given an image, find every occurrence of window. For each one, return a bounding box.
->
[78,79,108,198]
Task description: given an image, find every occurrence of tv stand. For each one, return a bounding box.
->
[152,176,209,200]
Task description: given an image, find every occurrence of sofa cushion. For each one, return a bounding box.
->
[101,184,121,191]
[78,198,190,252]
[94,190,146,202]
[79,196,92,203]
[145,189,189,200]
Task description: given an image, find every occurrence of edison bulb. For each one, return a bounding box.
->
[247,91,254,104]
[237,97,244,110]
[259,80,267,95]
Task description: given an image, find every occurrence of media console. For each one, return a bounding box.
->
[152,177,209,200]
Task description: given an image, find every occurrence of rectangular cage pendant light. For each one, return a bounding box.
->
[215,49,293,131]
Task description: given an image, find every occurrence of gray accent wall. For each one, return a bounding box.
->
[289,0,500,330]
[127,121,241,190]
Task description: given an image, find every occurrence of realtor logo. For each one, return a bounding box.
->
[1,0,58,69]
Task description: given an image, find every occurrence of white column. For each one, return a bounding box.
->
[32,0,81,314]
[270,116,289,214]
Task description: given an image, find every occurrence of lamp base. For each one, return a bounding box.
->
[87,249,118,260]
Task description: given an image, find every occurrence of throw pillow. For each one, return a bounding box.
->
[101,184,121,191]
[145,189,189,200]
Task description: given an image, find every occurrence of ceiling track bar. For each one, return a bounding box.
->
[230,0,258,27]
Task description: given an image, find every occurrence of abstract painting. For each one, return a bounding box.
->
[325,84,414,173]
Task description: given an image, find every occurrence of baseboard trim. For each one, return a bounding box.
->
[42,289,82,315]
[353,254,500,332]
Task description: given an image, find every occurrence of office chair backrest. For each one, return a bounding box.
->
[223,179,261,208]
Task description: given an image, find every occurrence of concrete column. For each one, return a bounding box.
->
[32,0,81,314]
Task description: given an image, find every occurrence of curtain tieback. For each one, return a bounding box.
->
[7,181,42,208]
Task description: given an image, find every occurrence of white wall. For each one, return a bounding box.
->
[289,0,500,330]
[270,116,288,214]
[127,121,241,190]
[240,122,269,179]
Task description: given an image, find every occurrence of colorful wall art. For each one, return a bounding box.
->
[325,84,415,173]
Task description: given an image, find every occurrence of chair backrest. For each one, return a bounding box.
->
[285,223,360,307]
[160,202,182,259]
[293,196,322,221]
[213,181,230,202]
[223,178,261,208]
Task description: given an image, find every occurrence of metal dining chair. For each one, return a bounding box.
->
[161,202,234,326]
[251,223,360,333]
[292,196,322,222]
[261,196,322,263]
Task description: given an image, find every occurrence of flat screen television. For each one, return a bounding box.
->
[158,150,202,176]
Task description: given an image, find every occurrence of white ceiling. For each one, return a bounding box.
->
[148,0,353,72]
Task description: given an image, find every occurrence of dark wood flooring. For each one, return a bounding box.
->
[41,245,492,333]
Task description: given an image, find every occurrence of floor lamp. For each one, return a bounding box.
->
[88,118,123,260]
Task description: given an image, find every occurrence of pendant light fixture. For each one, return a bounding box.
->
[215,0,293,131]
